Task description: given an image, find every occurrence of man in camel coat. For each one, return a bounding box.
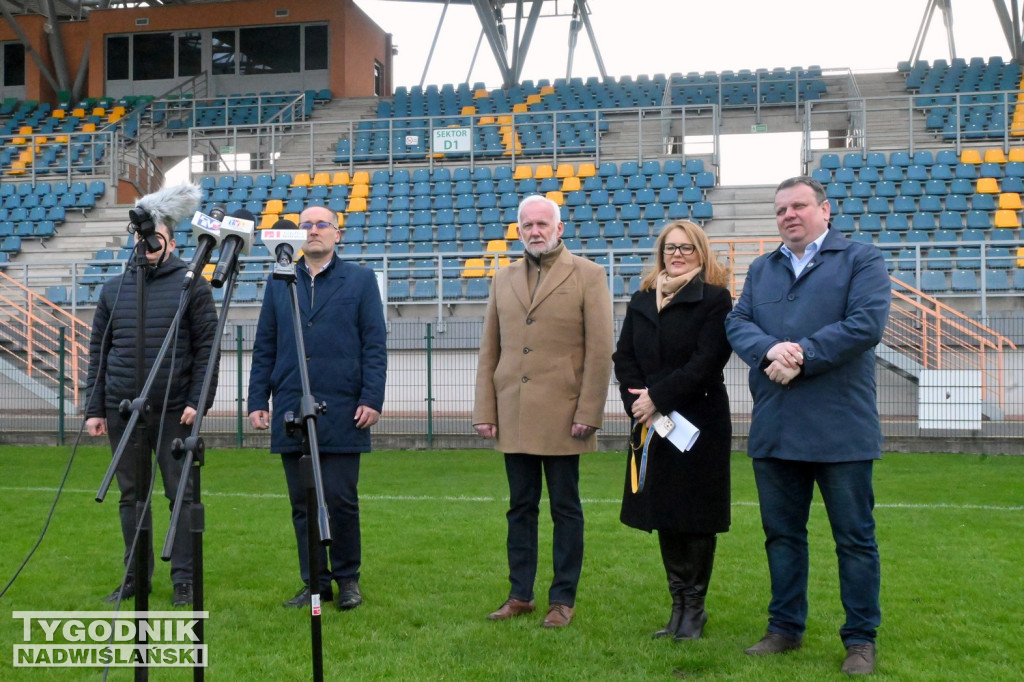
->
[474,194,613,629]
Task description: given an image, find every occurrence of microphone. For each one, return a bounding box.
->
[261,220,309,281]
[210,208,256,288]
[131,183,201,255]
[183,205,226,287]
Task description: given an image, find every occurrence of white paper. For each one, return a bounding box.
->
[654,411,700,452]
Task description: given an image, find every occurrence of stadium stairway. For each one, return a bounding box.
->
[13,204,128,281]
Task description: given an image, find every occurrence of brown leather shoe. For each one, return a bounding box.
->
[841,642,875,675]
[541,604,574,628]
[487,598,535,620]
[744,631,802,655]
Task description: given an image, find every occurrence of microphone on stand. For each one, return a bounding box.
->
[182,205,226,287]
[261,220,310,281]
[210,209,256,288]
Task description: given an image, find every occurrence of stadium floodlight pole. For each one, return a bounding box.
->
[264,223,331,682]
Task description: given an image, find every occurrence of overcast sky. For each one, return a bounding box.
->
[354,0,1009,89]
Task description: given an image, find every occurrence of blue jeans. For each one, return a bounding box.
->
[752,458,880,646]
[504,453,584,607]
[282,452,361,592]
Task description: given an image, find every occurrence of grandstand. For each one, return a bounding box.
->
[0,0,1021,452]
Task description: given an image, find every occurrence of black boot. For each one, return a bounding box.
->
[652,530,686,638]
[674,534,716,641]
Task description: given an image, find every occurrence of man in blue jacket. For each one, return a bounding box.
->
[248,205,387,611]
[725,176,890,676]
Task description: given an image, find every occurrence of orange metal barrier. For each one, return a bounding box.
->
[0,271,89,406]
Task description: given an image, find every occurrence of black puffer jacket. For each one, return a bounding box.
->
[85,253,219,417]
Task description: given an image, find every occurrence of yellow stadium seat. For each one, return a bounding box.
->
[292,173,312,187]
[555,164,575,179]
[486,239,508,253]
[545,190,564,205]
[347,197,367,213]
[336,213,345,228]
[506,222,519,240]
[497,115,514,125]
[284,213,301,224]
[525,94,542,105]
[463,258,487,277]
[19,126,32,135]
[349,184,369,199]
[1008,148,1024,163]
[54,134,68,144]
[512,102,528,113]
[52,109,65,120]
[577,163,597,178]
[461,105,476,115]
[994,209,1020,228]
[561,176,581,192]
[478,115,496,126]
[539,85,555,96]
[976,177,1000,194]
[82,123,96,133]
[332,171,351,186]
[7,160,26,175]
[107,112,122,123]
[534,164,554,179]
[259,213,279,229]
[92,107,106,118]
[491,255,511,274]
[71,108,85,118]
[312,172,332,186]
[513,165,533,180]
[201,263,216,281]
[998,193,1022,210]
[473,89,489,99]
[112,106,126,117]
[1017,246,1024,267]
[352,171,370,184]
[960,149,983,164]
[264,199,284,215]
[984,149,1007,164]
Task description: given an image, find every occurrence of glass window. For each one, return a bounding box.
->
[134,32,175,80]
[212,29,236,75]
[106,36,129,81]
[239,25,300,75]
[304,25,328,71]
[3,42,25,87]
[178,32,202,77]
[374,61,382,97]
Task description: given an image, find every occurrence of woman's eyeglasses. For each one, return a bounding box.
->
[662,243,696,256]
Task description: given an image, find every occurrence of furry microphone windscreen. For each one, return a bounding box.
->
[135,183,202,231]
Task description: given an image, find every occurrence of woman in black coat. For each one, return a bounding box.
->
[613,219,733,640]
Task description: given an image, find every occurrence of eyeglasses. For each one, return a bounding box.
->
[662,243,696,256]
[299,221,337,231]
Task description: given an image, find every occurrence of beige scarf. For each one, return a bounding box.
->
[655,269,698,311]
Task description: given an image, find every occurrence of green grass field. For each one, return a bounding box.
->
[1,445,1022,681]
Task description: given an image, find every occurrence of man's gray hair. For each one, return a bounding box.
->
[517,194,561,226]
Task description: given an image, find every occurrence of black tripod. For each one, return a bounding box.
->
[95,226,195,682]
[161,257,243,681]
[274,251,333,682]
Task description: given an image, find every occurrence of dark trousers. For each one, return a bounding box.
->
[752,458,881,646]
[282,452,361,591]
[106,407,194,586]
[503,453,584,607]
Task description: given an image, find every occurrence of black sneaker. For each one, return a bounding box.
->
[103,578,149,603]
[172,583,193,607]
[283,586,334,608]
[336,580,362,611]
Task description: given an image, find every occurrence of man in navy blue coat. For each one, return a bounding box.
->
[725,176,890,675]
[248,205,387,611]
